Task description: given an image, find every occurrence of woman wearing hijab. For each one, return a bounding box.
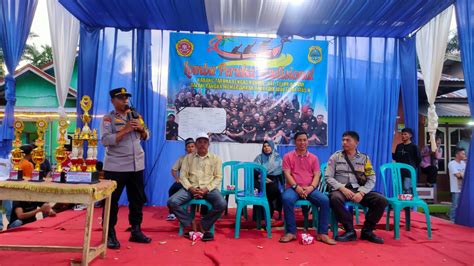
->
[254,140,283,219]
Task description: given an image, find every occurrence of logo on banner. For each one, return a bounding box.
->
[308,46,323,64]
[176,39,194,57]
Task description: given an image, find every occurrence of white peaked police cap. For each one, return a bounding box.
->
[196,132,209,141]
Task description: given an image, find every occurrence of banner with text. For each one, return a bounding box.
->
[166,32,328,146]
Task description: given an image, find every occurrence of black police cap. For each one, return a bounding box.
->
[109,87,132,98]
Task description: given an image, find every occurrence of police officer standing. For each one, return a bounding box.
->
[101,88,152,249]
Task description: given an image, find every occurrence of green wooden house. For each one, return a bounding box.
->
[0,62,78,163]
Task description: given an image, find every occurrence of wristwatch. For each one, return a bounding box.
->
[292,184,298,190]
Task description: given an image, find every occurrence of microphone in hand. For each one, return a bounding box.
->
[130,107,139,119]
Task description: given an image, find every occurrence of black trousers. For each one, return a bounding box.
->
[266,181,282,216]
[254,174,283,218]
[105,170,147,228]
[421,166,438,184]
[329,188,388,232]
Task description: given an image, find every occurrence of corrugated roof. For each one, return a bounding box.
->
[419,103,471,117]
[417,72,464,82]
[438,89,467,99]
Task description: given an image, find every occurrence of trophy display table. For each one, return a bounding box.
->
[0,180,116,266]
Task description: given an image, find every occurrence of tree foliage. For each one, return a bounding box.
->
[446,31,459,54]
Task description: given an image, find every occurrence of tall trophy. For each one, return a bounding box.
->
[52,117,69,182]
[66,95,99,184]
[30,119,48,182]
[9,120,25,181]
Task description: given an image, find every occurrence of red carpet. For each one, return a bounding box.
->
[0,206,473,265]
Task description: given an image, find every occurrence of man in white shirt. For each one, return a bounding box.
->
[448,148,466,222]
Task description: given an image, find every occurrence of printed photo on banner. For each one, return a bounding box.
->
[166,33,329,146]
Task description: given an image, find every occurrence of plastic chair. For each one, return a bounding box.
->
[233,162,272,239]
[380,162,431,240]
[178,199,215,236]
[347,201,368,225]
[221,161,241,216]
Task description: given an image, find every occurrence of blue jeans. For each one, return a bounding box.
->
[167,188,226,231]
[7,219,22,229]
[0,200,12,230]
[450,192,460,222]
[282,188,330,235]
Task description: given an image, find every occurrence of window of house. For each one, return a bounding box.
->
[449,127,471,161]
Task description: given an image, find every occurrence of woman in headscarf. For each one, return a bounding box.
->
[254,140,283,219]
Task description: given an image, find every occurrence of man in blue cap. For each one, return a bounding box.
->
[101,87,151,249]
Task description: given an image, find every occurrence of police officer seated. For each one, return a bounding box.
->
[325,131,388,244]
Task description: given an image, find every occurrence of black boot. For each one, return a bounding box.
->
[360,228,384,244]
[129,225,152,243]
[335,230,357,242]
[107,227,121,249]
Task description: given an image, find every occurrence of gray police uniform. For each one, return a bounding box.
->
[101,110,148,172]
[100,110,150,228]
[325,150,376,194]
[325,150,387,232]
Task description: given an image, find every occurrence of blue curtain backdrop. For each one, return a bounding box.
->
[0,0,37,157]
[77,24,100,129]
[399,37,419,144]
[78,28,178,205]
[455,0,474,227]
[328,37,400,194]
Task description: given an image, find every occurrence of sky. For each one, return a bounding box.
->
[29,1,51,47]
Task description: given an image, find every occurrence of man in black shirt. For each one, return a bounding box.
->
[166,114,179,140]
[254,116,268,143]
[392,128,421,193]
[303,108,318,130]
[265,120,281,143]
[226,118,244,142]
[8,201,55,229]
[242,115,256,143]
[301,122,320,145]
[280,118,295,144]
[314,114,328,145]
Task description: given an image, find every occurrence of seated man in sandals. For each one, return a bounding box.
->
[167,133,226,241]
[279,132,336,245]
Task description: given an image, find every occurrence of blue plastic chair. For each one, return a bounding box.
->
[178,199,215,236]
[380,162,432,240]
[347,201,368,225]
[221,161,241,216]
[233,162,272,239]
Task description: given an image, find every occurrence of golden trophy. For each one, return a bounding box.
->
[30,119,48,182]
[85,129,98,172]
[52,117,69,182]
[66,95,99,184]
[71,128,84,172]
[9,120,25,180]
[80,96,92,140]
